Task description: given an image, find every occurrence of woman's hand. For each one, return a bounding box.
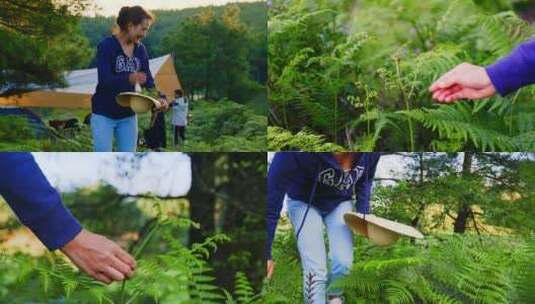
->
[267,259,275,279]
[128,72,147,85]
[61,229,136,284]
[429,63,496,103]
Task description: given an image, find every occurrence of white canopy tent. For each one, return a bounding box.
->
[0,54,182,109]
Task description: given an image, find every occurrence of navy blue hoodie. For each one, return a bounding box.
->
[92,35,155,119]
[267,152,380,259]
[0,153,81,250]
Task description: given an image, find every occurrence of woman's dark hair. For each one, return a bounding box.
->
[117,6,154,31]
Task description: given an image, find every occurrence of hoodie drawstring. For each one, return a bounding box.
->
[295,166,321,242]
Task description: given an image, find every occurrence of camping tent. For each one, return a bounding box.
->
[0,54,182,109]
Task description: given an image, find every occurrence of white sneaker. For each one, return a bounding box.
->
[328,297,343,304]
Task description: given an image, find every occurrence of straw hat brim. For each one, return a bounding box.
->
[117,92,161,114]
[344,212,424,246]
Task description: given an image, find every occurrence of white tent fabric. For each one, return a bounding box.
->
[56,55,169,95]
[0,54,181,109]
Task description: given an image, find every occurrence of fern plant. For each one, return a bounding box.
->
[263,231,535,304]
[0,198,266,304]
[269,0,535,151]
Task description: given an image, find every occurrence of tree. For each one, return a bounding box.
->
[0,0,92,37]
[374,153,535,236]
[187,153,217,245]
[186,153,266,291]
[161,5,261,102]
[0,0,93,90]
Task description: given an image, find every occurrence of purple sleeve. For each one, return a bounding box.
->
[355,153,380,214]
[140,44,155,89]
[486,38,535,96]
[0,153,82,250]
[96,40,130,89]
[266,153,297,260]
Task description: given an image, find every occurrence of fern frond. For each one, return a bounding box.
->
[400,103,516,151]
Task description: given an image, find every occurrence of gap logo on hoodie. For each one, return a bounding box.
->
[115,55,141,73]
[318,166,365,191]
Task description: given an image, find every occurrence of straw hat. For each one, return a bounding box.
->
[343,212,424,246]
[117,92,162,114]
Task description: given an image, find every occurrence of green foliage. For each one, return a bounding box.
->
[181,100,266,152]
[268,0,535,151]
[260,231,302,303]
[0,115,93,152]
[140,88,160,99]
[267,126,345,151]
[264,232,535,304]
[0,197,267,303]
[224,272,262,304]
[0,115,36,141]
[371,153,535,235]
[61,185,146,237]
[0,99,266,152]
[160,5,264,103]
[0,1,93,88]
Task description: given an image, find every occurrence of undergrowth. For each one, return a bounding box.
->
[263,231,535,304]
[0,200,262,304]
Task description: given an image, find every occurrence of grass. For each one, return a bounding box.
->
[0,98,267,152]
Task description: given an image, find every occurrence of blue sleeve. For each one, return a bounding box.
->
[355,153,380,214]
[267,153,297,260]
[0,153,82,251]
[96,40,131,89]
[140,44,155,89]
[486,38,535,96]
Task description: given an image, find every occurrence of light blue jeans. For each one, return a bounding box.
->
[287,199,353,304]
[91,113,137,152]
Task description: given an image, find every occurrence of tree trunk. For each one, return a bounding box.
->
[418,153,424,183]
[454,202,470,233]
[187,153,217,245]
[453,152,473,234]
[213,153,266,291]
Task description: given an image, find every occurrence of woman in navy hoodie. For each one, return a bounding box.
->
[91,6,167,152]
[267,152,380,304]
[0,153,135,284]
[430,38,535,102]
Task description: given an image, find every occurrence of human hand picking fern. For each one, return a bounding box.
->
[0,153,135,285]
[430,39,535,103]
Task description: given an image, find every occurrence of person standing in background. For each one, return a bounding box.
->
[143,92,168,151]
[171,89,189,147]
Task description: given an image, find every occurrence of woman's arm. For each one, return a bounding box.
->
[0,153,82,250]
[267,153,298,260]
[486,38,535,96]
[140,44,155,89]
[354,153,380,214]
